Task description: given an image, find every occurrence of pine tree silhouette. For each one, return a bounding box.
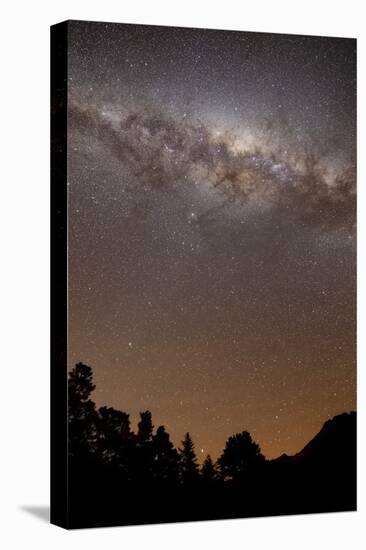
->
[68,362,95,401]
[179,432,199,484]
[68,362,98,457]
[201,454,217,482]
[137,410,154,442]
[152,425,180,482]
[98,406,131,469]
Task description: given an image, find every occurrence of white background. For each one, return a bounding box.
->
[0,0,364,547]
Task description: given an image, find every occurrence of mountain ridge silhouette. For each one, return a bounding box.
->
[271,411,356,465]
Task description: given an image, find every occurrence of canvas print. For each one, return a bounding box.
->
[51,20,356,529]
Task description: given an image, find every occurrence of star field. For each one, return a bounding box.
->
[67,21,356,459]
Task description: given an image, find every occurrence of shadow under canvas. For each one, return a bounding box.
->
[20,506,49,523]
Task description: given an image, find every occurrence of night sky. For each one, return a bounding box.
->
[67,21,356,460]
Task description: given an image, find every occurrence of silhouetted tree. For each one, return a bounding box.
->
[152,425,180,482]
[137,410,154,442]
[68,362,98,457]
[99,406,131,439]
[129,410,155,482]
[201,454,217,482]
[98,406,131,470]
[179,432,199,484]
[218,431,264,482]
[68,362,95,401]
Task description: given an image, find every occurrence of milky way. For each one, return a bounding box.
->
[67,21,356,459]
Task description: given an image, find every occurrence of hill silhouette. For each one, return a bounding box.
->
[296,411,356,462]
[261,411,356,519]
[66,363,356,528]
[273,412,356,465]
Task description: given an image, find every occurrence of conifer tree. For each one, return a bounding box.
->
[152,425,180,482]
[179,432,199,484]
[137,410,154,442]
[68,362,98,457]
[201,454,217,482]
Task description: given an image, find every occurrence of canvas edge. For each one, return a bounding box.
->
[50,20,69,529]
